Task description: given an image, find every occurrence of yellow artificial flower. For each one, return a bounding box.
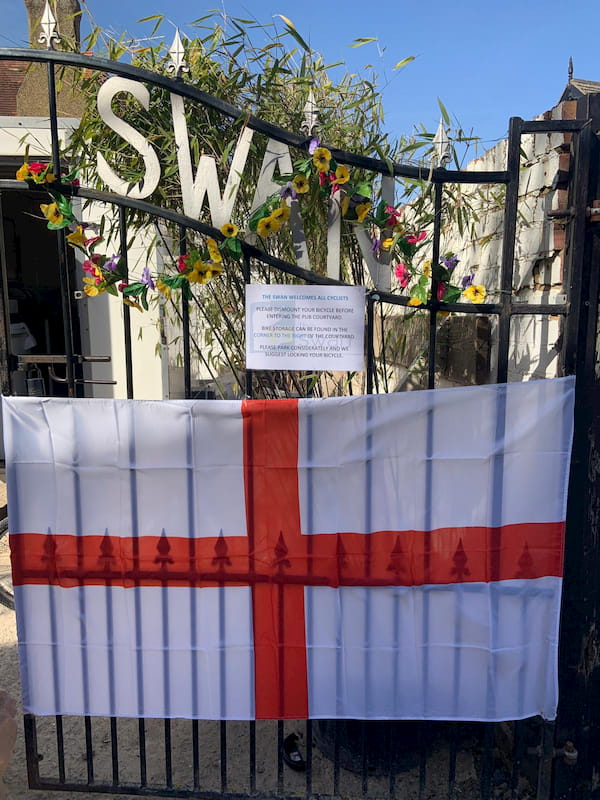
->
[220,222,239,238]
[341,196,350,217]
[463,284,487,304]
[356,202,371,223]
[187,265,207,283]
[156,278,171,300]
[83,277,106,297]
[188,260,223,284]
[205,263,223,280]
[257,216,279,238]
[45,172,56,183]
[123,297,143,311]
[66,226,87,247]
[334,165,350,184]
[271,205,290,224]
[16,164,30,181]
[40,202,63,226]
[408,297,423,307]
[422,260,432,278]
[207,238,222,263]
[292,174,309,194]
[312,147,331,172]
[381,238,394,251]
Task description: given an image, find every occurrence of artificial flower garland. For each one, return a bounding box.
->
[17,150,487,310]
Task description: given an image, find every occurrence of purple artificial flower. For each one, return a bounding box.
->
[68,220,95,232]
[280,181,297,200]
[441,254,459,271]
[141,265,155,290]
[371,237,382,254]
[104,253,121,272]
[308,137,321,155]
[461,272,475,289]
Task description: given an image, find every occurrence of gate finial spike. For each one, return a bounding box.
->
[431,117,450,168]
[568,56,574,81]
[301,89,319,136]
[167,29,189,77]
[39,0,61,50]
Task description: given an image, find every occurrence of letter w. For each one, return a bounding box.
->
[170,94,253,228]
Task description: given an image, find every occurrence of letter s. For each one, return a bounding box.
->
[96,77,161,199]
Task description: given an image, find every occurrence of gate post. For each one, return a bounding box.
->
[557,98,600,797]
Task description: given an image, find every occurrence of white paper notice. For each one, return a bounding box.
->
[245,284,365,371]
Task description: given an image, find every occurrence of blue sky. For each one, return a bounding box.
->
[0,0,596,154]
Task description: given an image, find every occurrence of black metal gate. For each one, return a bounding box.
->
[0,43,599,800]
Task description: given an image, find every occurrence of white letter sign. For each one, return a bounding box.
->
[170,94,254,228]
[96,77,161,199]
[245,284,365,371]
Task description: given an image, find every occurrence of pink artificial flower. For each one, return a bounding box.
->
[394,262,410,288]
[385,205,402,226]
[28,162,48,175]
[118,282,128,293]
[406,232,427,244]
[319,171,335,187]
[177,254,190,273]
[437,283,447,302]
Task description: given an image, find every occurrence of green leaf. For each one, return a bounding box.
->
[437,97,451,126]
[392,56,415,71]
[412,284,428,303]
[122,282,145,297]
[182,280,193,301]
[105,283,118,297]
[274,15,310,52]
[353,181,372,200]
[227,237,242,256]
[141,287,149,311]
[442,285,462,304]
[248,203,270,232]
[350,37,378,48]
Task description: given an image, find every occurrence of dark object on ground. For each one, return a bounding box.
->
[282,733,306,772]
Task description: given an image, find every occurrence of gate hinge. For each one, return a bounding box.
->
[586,206,600,220]
[527,741,578,765]
[547,208,574,219]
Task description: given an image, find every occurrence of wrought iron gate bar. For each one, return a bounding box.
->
[179,224,192,399]
[84,715,93,783]
[520,119,588,133]
[119,206,134,399]
[497,117,522,385]
[427,182,444,389]
[46,58,76,395]
[0,48,509,185]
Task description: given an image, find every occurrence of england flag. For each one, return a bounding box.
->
[3,376,574,721]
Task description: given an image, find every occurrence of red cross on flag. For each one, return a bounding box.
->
[4,377,574,722]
